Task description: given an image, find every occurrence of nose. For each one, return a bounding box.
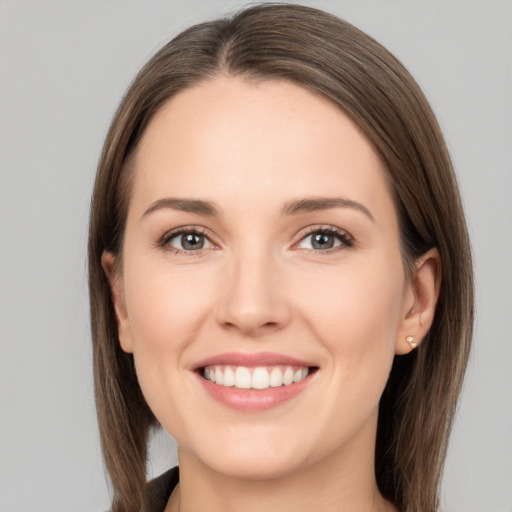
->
[215,246,292,337]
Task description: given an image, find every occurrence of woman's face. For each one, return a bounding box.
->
[107,77,418,480]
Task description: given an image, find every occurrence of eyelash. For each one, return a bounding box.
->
[295,225,354,254]
[158,226,214,257]
[158,225,354,256]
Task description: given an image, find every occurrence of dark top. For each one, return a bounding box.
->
[147,466,180,512]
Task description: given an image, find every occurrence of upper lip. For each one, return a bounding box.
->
[192,351,317,370]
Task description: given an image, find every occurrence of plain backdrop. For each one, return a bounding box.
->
[1,1,511,511]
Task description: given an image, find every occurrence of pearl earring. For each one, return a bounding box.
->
[406,335,417,349]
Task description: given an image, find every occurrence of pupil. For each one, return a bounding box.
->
[182,233,204,250]
[312,233,334,249]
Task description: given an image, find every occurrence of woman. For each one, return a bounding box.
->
[88,4,473,512]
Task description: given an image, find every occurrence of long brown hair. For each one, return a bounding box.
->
[88,4,473,511]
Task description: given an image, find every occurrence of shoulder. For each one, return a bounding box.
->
[147,466,180,512]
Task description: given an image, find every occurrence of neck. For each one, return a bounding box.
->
[165,415,397,512]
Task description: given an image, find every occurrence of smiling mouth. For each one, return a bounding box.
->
[199,365,318,390]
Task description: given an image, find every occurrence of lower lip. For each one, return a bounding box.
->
[195,371,315,411]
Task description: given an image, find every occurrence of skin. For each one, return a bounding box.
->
[103,77,440,512]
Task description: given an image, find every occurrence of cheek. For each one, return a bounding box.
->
[289,258,405,446]
[124,258,217,350]
[295,256,405,387]
[121,256,221,414]
[301,259,403,337]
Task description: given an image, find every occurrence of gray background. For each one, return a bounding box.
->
[1,1,511,511]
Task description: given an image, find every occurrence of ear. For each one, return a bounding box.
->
[395,247,442,355]
[101,251,134,353]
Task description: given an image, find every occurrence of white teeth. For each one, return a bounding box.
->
[252,367,270,389]
[215,366,223,386]
[283,367,294,385]
[270,367,283,387]
[223,366,235,387]
[203,365,311,390]
[234,367,252,389]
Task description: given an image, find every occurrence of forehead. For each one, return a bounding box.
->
[129,76,394,221]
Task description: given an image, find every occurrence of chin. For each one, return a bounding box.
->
[182,425,319,481]
[205,451,306,481]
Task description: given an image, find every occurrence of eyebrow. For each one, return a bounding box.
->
[281,197,374,222]
[143,198,220,218]
[142,196,374,222]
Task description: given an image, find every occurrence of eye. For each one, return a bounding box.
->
[160,228,215,254]
[295,227,353,252]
